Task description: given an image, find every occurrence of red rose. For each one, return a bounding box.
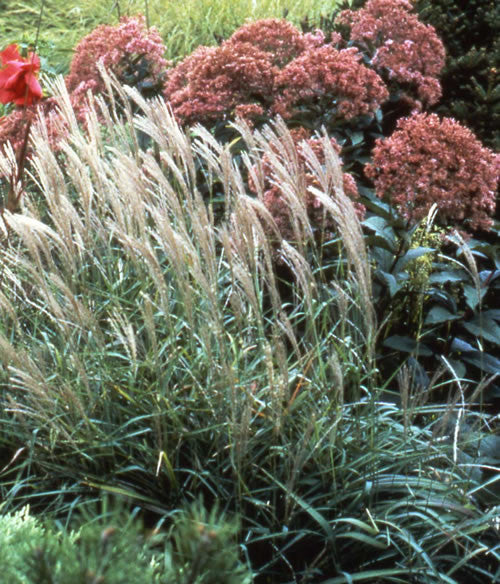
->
[0,44,42,106]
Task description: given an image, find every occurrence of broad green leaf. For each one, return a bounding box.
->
[383,336,433,356]
[394,247,434,272]
[451,338,475,353]
[363,215,397,251]
[483,309,500,321]
[426,289,458,313]
[461,351,500,375]
[424,306,460,325]
[479,269,500,284]
[461,316,500,346]
[375,270,402,297]
[463,284,487,311]
[365,234,398,254]
[429,271,467,284]
[350,131,364,146]
[372,245,401,272]
[446,359,467,379]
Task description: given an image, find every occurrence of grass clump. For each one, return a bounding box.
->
[0,75,498,582]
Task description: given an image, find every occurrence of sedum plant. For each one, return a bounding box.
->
[163,18,388,131]
[335,0,446,109]
[365,111,498,233]
[65,15,170,122]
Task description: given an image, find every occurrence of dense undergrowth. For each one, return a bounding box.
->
[0,1,499,582]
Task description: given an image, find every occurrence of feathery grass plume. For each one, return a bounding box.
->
[449,230,482,309]
[0,73,287,467]
[232,117,377,393]
[247,123,365,255]
[301,132,376,360]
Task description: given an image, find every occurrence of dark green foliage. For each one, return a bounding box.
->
[415,0,500,151]
[119,55,168,102]
[363,193,500,404]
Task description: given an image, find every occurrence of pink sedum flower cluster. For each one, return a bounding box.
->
[1,17,168,158]
[273,44,389,120]
[164,41,276,127]
[250,128,365,243]
[66,16,169,118]
[228,19,311,67]
[336,0,445,107]
[164,18,388,127]
[366,113,499,232]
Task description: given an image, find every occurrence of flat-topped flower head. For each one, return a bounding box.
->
[164,41,276,126]
[164,19,334,128]
[0,44,42,106]
[366,112,499,232]
[227,19,325,67]
[66,15,169,117]
[273,45,389,121]
[336,0,445,107]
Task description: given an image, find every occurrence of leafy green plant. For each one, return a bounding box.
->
[363,193,500,404]
[1,3,499,581]
[167,500,251,584]
[0,505,48,584]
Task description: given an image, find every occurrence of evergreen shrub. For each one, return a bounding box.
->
[414,0,499,151]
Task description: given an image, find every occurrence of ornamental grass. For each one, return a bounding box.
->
[0,72,498,583]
